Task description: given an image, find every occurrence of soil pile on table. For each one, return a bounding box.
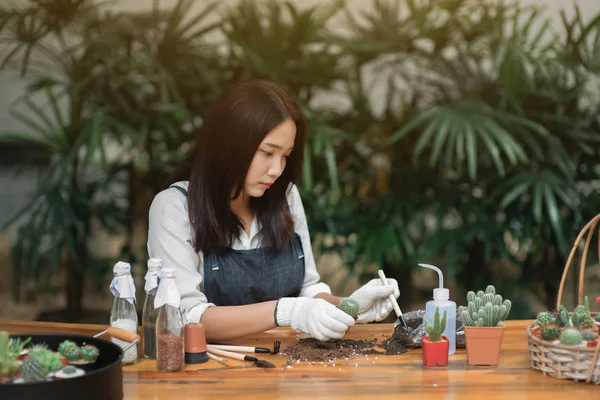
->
[282,329,408,362]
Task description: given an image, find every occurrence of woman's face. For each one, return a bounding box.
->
[244,118,296,198]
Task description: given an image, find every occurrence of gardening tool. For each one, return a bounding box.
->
[377,269,409,332]
[207,340,280,354]
[206,347,276,368]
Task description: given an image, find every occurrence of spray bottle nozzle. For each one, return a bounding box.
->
[419,263,443,288]
[419,263,449,301]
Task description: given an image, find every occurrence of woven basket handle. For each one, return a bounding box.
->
[556,213,600,310]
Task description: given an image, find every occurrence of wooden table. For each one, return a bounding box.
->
[2,319,598,399]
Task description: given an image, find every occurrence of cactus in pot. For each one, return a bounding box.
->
[64,346,82,362]
[58,340,78,357]
[424,307,447,342]
[540,321,561,341]
[459,285,511,327]
[21,357,47,382]
[81,345,100,362]
[459,285,511,366]
[29,346,64,372]
[422,306,449,367]
[560,328,583,346]
[582,330,597,342]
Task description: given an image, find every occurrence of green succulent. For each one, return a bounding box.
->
[21,357,47,382]
[459,285,511,327]
[61,365,78,375]
[339,298,360,319]
[81,345,99,362]
[557,305,570,327]
[536,311,553,326]
[595,314,600,322]
[581,316,595,329]
[581,330,597,342]
[424,306,447,342]
[571,305,588,327]
[28,348,63,372]
[540,323,560,341]
[64,346,82,362]
[560,328,583,346]
[58,340,78,356]
[0,332,26,377]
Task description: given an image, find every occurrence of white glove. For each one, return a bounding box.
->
[349,278,400,323]
[275,297,356,341]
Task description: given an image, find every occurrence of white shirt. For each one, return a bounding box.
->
[147,181,331,323]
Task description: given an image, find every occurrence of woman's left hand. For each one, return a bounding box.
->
[348,278,400,323]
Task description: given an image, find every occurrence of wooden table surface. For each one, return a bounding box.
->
[2,319,598,399]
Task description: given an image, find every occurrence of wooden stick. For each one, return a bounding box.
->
[207,352,229,365]
[207,344,270,353]
[207,347,252,362]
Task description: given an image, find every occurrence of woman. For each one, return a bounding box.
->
[147,79,400,342]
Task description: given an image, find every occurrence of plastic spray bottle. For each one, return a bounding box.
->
[419,263,456,356]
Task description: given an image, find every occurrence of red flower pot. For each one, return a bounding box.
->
[422,336,449,367]
[587,339,599,348]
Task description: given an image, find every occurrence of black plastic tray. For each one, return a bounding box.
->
[0,333,124,400]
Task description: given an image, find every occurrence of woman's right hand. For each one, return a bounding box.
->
[275,297,356,341]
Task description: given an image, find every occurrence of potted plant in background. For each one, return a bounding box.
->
[422,306,449,367]
[459,285,511,366]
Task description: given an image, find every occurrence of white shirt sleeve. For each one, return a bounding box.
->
[287,184,332,297]
[147,187,215,324]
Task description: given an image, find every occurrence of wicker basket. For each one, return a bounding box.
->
[526,213,600,384]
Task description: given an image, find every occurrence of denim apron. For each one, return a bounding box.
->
[170,185,305,306]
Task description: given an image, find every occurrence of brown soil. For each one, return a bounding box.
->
[282,331,408,363]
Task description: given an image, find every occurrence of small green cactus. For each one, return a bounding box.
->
[459,285,511,327]
[338,298,360,319]
[64,346,82,362]
[424,307,447,342]
[582,315,594,329]
[595,314,600,322]
[560,328,583,346]
[29,347,63,372]
[557,305,570,327]
[61,365,79,375]
[0,332,21,377]
[571,305,588,327]
[540,322,561,341]
[81,345,99,362]
[58,340,78,356]
[536,311,553,325]
[581,330,597,342]
[21,357,47,382]
[584,296,590,313]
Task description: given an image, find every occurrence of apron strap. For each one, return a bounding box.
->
[170,185,188,197]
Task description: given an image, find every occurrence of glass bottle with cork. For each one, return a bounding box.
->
[142,258,162,359]
[109,261,139,365]
[155,267,185,372]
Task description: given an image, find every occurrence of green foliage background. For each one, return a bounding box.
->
[1,0,599,319]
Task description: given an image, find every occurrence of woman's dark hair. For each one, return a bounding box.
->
[168,79,307,254]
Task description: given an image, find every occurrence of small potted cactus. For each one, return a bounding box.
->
[422,306,449,367]
[458,285,511,366]
[581,330,598,348]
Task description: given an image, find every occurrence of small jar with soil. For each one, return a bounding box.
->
[155,267,185,372]
[142,258,162,359]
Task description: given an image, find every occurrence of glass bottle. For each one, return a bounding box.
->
[142,258,163,359]
[109,261,139,365]
[155,268,185,372]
